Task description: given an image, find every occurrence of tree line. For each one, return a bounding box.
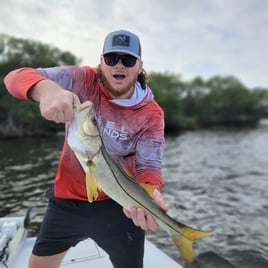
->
[149,72,268,131]
[1,34,268,138]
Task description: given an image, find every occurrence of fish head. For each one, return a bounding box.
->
[68,101,102,162]
[80,106,99,138]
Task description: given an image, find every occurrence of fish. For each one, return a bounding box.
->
[67,101,102,202]
[67,100,213,263]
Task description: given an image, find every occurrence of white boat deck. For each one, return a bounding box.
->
[0,215,183,268]
[13,237,182,268]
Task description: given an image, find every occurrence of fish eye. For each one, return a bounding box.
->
[91,117,97,126]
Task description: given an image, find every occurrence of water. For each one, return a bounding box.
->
[1,125,268,268]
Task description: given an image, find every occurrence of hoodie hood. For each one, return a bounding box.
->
[109,82,154,109]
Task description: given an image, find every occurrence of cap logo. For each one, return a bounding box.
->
[112,35,130,47]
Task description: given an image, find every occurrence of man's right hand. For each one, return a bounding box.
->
[29,80,81,123]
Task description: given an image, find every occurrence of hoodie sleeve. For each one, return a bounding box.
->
[136,169,163,192]
[4,66,78,100]
[135,103,165,191]
[4,68,47,100]
[135,140,164,191]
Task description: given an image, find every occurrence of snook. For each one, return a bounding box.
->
[68,101,213,263]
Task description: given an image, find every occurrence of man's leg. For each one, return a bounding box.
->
[91,199,145,268]
[29,251,67,268]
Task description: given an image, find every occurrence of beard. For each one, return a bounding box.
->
[100,70,138,99]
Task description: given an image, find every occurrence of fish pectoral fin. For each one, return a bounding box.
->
[139,183,158,196]
[171,225,213,263]
[85,168,101,203]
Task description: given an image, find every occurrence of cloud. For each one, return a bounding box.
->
[0,0,267,88]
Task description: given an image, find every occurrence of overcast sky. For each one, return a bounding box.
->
[0,0,267,88]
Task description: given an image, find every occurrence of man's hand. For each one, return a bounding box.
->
[29,80,81,123]
[123,189,168,232]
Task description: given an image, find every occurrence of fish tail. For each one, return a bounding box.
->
[171,225,213,263]
[85,169,101,203]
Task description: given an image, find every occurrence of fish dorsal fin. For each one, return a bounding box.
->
[139,183,158,196]
[118,161,158,196]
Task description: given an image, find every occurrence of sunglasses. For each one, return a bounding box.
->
[103,53,137,68]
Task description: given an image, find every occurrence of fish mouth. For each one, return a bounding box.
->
[73,102,94,114]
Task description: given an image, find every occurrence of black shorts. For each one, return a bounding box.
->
[33,186,145,268]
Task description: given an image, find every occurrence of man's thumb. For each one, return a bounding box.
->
[72,93,81,105]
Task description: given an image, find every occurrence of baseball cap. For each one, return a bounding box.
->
[102,30,141,59]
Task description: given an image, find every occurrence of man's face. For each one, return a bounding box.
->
[100,53,143,99]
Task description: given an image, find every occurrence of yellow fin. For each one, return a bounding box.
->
[85,164,101,203]
[171,225,213,263]
[139,183,158,196]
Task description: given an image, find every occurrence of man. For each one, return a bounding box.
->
[4,29,167,268]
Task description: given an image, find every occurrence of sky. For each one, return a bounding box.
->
[0,0,267,88]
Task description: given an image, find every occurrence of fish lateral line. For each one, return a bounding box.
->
[99,145,195,239]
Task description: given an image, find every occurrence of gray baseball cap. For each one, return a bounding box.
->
[102,30,141,59]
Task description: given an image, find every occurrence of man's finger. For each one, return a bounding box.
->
[72,93,81,105]
[152,189,168,212]
[146,214,159,232]
[123,208,131,218]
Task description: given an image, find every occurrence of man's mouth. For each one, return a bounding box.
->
[113,74,125,80]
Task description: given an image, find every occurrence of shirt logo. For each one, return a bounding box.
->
[97,116,128,140]
[112,35,130,47]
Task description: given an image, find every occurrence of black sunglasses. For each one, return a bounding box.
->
[103,53,137,68]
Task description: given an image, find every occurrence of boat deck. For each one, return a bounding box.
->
[1,214,182,268]
[12,237,182,267]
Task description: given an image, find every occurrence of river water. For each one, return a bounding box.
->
[1,124,268,268]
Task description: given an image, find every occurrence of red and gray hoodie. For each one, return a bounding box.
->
[4,66,165,201]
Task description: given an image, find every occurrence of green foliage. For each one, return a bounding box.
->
[195,76,264,126]
[148,72,185,130]
[0,34,80,137]
[149,72,268,131]
[0,34,80,69]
